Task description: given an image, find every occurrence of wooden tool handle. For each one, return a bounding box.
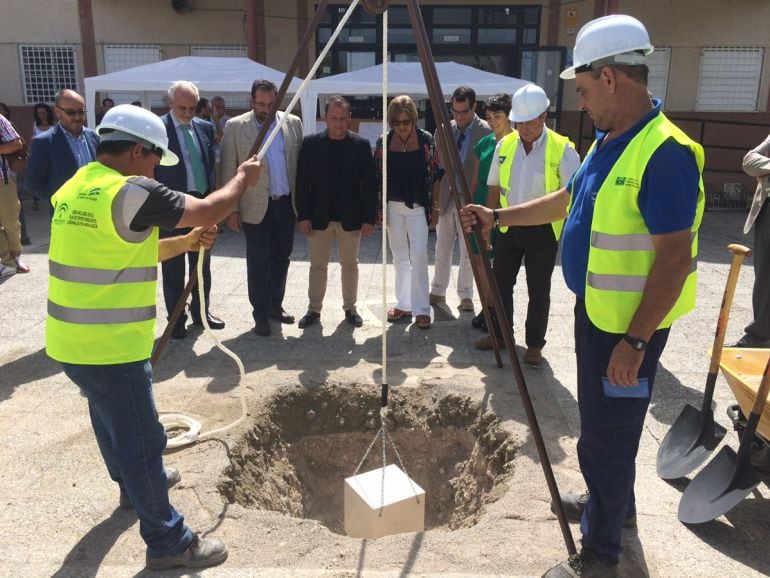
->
[750,356,770,417]
[727,243,752,257]
[709,244,751,373]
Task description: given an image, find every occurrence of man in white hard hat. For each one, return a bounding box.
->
[461,14,704,577]
[475,83,579,364]
[45,104,261,571]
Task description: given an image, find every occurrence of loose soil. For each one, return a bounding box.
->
[218,384,519,534]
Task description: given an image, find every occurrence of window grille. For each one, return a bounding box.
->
[696,47,763,111]
[103,44,163,107]
[18,45,78,105]
[647,47,671,105]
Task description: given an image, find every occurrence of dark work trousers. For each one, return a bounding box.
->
[159,227,211,330]
[492,223,558,349]
[745,200,770,342]
[242,196,296,323]
[574,298,670,566]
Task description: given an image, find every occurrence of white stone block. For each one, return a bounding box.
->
[344,464,425,538]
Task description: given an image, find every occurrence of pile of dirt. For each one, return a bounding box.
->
[218,384,519,534]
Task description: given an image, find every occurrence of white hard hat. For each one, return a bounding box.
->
[510,84,550,123]
[97,104,179,166]
[560,14,654,80]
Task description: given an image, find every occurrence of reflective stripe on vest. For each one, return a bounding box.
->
[583,112,705,333]
[46,163,159,365]
[497,128,573,238]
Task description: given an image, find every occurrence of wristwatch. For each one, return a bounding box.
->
[492,209,500,229]
[623,333,648,351]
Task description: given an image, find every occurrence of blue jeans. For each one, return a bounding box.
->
[61,360,193,557]
[574,299,669,566]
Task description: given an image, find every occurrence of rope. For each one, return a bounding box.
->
[160,0,363,448]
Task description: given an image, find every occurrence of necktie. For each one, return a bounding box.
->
[457,131,466,150]
[182,125,208,194]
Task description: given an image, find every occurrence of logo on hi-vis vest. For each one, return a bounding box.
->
[77,187,101,201]
[614,176,640,188]
[55,203,68,220]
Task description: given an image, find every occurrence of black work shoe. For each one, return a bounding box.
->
[171,323,187,340]
[119,466,181,509]
[471,311,489,332]
[298,310,320,329]
[542,549,618,577]
[145,534,228,570]
[269,308,295,324]
[254,317,271,337]
[345,309,363,327]
[731,334,770,348]
[551,491,637,528]
[191,312,225,330]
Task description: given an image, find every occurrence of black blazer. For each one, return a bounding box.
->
[295,129,377,231]
[155,113,216,196]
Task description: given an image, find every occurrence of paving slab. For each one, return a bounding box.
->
[1,201,768,577]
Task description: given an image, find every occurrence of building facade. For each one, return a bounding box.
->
[2,0,770,194]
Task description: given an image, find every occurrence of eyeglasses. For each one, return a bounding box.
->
[57,107,87,116]
[144,145,163,160]
[451,107,472,115]
[391,119,413,127]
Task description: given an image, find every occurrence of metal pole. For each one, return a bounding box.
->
[406,0,577,557]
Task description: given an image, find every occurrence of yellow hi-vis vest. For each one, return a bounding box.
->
[581,112,705,333]
[498,128,574,239]
[46,162,159,364]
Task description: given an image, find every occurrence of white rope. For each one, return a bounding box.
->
[160,0,364,448]
[381,9,389,391]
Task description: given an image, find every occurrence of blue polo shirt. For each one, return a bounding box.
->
[561,99,700,299]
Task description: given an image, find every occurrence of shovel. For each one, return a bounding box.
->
[656,244,751,480]
[678,353,770,524]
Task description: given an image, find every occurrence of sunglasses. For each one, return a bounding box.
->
[58,107,87,116]
[391,119,413,127]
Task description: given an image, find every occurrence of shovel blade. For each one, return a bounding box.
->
[677,445,761,524]
[657,404,727,480]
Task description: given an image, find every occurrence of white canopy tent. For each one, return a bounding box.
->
[300,61,532,135]
[83,56,302,129]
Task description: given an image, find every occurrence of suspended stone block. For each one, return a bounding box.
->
[344,464,425,538]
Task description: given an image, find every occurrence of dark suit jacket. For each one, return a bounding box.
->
[26,124,99,200]
[155,113,216,195]
[295,130,377,231]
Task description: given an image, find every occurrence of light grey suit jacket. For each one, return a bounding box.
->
[434,116,492,213]
[219,110,303,224]
[742,133,770,234]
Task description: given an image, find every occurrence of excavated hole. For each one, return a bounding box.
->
[218,384,519,534]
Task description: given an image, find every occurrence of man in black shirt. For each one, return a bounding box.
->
[295,96,378,328]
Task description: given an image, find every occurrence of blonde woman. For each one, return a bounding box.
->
[374,95,442,328]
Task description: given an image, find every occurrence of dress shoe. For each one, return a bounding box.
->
[415,314,431,329]
[458,298,474,312]
[120,466,181,509]
[474,334,505,350]
[298,310,320,328]
[191,312,225,330]
[270,308,295,324]
[387,308,412,322]
[429,293,445,305]
[471,311,488,332]
[13,257,30,273]
[524,347,543,365]
[543,548,618,578]
[550,491,637,528]
[171,323,187,340]
[345,309,363,327]
[254,317,271,336]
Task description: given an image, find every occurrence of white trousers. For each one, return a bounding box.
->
[430,205,474,299]
[387,201,430,316]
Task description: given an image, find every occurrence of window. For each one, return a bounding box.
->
[191,45,249,108]
[697,47,764,111]
[103,44,163,106]
[647,47,671,104]
[19,45,78,105]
